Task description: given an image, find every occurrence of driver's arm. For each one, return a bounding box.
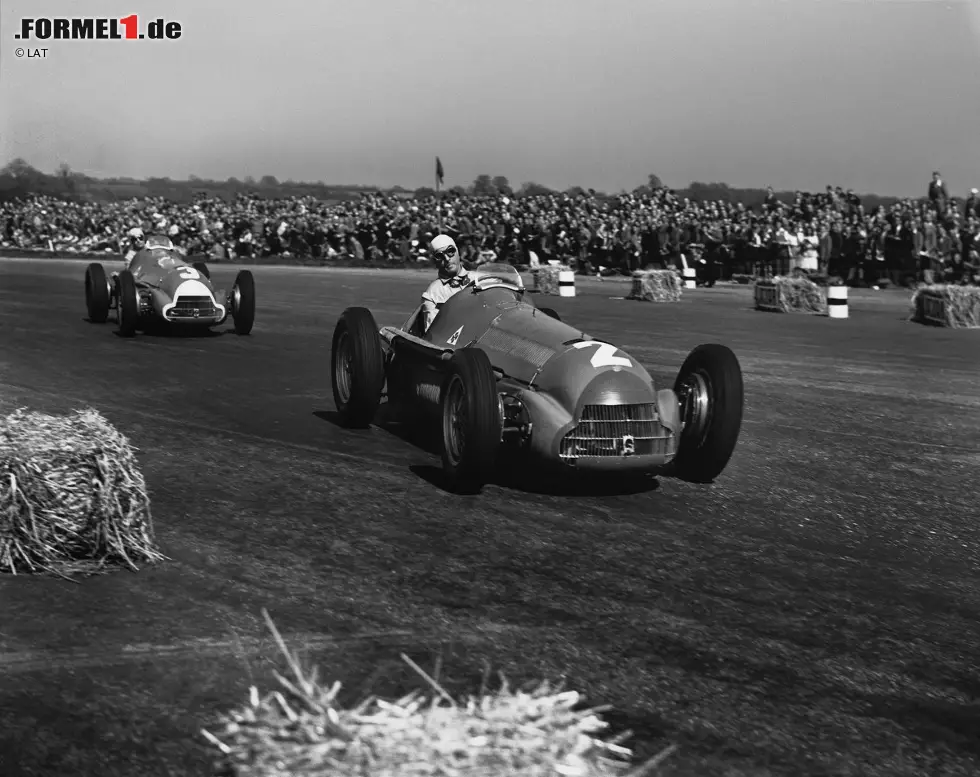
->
[420,295,439,332]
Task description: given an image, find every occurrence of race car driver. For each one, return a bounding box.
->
[123,228,146,265]
[420,234,472,332]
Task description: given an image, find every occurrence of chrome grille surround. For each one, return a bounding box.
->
[169,295,217,318]
[559,402,677,461]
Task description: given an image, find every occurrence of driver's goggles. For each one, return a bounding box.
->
[434,246,457,259]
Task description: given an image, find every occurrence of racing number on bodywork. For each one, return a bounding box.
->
[177,267,200,280]
[573,341,632,368]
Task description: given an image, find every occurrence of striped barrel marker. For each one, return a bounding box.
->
[558,270,576,297]
[682,267,697,289]
[827,285,848,318]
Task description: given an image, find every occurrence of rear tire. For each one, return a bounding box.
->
[85,263,110,323]
[672,344,743,483]
[439,347,502,495]
[116,270,139,338]
[231,270,255,335]
[537,306,561,321]
[331,307,386,428]
[192,261,211,280]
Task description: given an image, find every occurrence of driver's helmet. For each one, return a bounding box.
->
[429,234,460,278]
[128,227,145,250]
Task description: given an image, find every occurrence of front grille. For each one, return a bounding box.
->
[559,403,677,460]
[171,295,216,317]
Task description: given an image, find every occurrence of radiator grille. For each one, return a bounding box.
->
[171,295,216,316]
[559,403,676,460]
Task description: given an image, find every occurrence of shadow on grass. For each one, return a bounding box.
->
[106,324,236,339]
[410,463,661,498]
[313,409,661,497]
[313,408,441,455]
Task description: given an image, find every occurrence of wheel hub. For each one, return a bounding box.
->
[443,376,467,466]
[678,371,710,444]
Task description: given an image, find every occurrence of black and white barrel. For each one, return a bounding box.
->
[827,285,848,319]
[558,270,576,297]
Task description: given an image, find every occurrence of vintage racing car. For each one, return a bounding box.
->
[330,262,744,494]
[84,235,255,337]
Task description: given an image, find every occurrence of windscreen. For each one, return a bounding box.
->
[471,262,524,291]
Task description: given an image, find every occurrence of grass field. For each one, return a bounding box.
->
[1,258,979,777]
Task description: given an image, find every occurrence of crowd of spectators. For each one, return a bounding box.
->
[3,172,979,287]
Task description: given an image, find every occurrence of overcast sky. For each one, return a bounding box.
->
[2,0,978,197]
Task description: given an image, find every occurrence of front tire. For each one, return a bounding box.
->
[116,270,139,338]
[331,307,386,428]
[439,347,502,495]
[85,263,110,323]
[672,344,743,483]
[231,270,255,335]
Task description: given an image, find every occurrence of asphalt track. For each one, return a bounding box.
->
[1,257,979,776]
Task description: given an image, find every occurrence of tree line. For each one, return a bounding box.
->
[0,158,911,212]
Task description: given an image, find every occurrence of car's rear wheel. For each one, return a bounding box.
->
[116,270,139,338]
[192,261,211,280]
[440,347,502,495]
[331,307,385,428]
[672,344,743,483]
[85,263,110,323]
[537,306,561,321]
[231,270,255,335]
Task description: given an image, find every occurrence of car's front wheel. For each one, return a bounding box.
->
[331,307,386,428]
[231,270,255,335]
[440,347,502,494]
[85,263,110,323]
[116,270,139,337]
[672,344,743,483]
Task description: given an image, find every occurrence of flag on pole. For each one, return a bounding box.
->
[436,157,444,187]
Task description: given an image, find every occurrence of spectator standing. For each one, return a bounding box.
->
[928,171,949,215]
[965,188,980,220]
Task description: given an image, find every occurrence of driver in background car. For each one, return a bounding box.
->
[420,234,472,332]
[123,227,146,265]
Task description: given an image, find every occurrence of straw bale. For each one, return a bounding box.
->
[534,265,572,296]
[0,407,164,576]
[627,270,682,303]
[909,284,980,328]
[204,611,677,777]
[754,276,827,314]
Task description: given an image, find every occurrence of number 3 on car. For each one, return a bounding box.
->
[177,267,200,280]
[572,340,632,368]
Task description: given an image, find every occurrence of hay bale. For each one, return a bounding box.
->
[533,264,572,295]
[754,276,828,314]
[0,407,164,576]
[909,284,980,328]
[627,270,682,302]
[203,612,677,777]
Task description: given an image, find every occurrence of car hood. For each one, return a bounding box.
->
[464,301,657,413]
